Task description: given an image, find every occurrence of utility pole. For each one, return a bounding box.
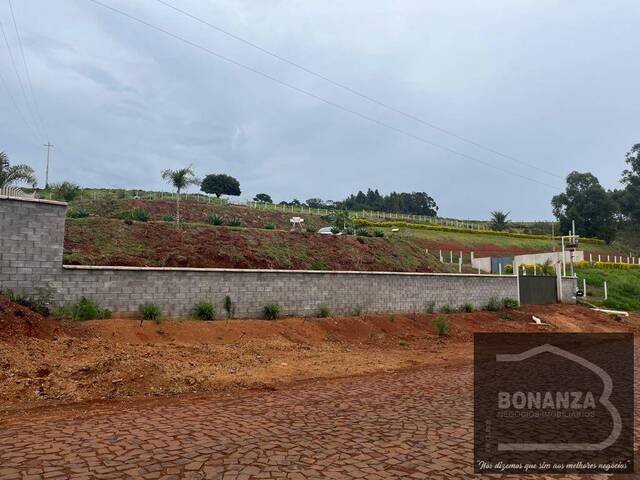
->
[43,142,53,188]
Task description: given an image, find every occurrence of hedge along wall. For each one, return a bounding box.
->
[0,197,575,318]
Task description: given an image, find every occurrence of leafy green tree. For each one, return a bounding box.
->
[305,198,325,208]
[201,174,241,198]
[0,151,37,188]
[253,193,272,203]
[50,181,81,202]
[161,166,199,226]
[489,211,511,231]
[339,188,438,216]
[551,171,617,243]
[617,144,640,224]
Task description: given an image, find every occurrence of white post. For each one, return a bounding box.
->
[534,264,537,276]
[471,251,474,262]
[604,281,608,300]
[450,251,453,263]
[589,253,593,263]
[439,250,443,262]
[458,257,462,273]
[598,254,601,262]
[499,263,502,276]
[607,255,610,262]
[583,278,587,297]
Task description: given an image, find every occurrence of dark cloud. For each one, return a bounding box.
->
[1,0,639,219]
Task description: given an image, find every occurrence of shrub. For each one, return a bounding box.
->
[263,303,281,320]
[433,315,449,336]
[140,303,161,323]
[502,298,519,309]
[305,226,317,233]
[264,222,276,230]
[318,305,331,318]
[352,305,363,316]
[440,304,455,314]
[310,260,326,270]
[207,215,224,225]
[373,229,385,238]
[227,217,241,227]
[330,226,341,234]
[461,303,475,312]
[223,295,235,319]
[503,264,514,274]
[68,208,89,219]
[6,288,53,316]
[424,301,436,313]
[162,214,175,223]
[355,227,370,237]
[129,208,150,222]
[498,311,513,320]
[50,181,81,202]
[485,297,502,312]
[57,297,111,321]
[194,302,215,320]
[344,227,354,235]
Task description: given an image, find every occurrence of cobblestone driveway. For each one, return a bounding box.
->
[0,365,628,479]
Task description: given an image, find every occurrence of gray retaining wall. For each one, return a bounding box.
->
[0,197,576,318]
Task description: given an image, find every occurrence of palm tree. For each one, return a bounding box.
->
[489,210,511,231]
[161,166,199,226]
[0,151,37,188]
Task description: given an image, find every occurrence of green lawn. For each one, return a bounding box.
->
[576,267,640,311]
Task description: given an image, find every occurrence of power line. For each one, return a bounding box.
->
[0,19,43,140]
[152,0,563,181]
[7,0,49,138]
[0,66,40,143]
[84,0,561,191]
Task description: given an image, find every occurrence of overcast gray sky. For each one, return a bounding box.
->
[1,0,638,220]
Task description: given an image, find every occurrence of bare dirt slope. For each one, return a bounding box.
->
[1,293,637,420]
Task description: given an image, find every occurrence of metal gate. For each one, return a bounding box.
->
[519,276,558,304]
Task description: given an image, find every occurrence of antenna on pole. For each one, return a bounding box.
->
[43,142,53,188]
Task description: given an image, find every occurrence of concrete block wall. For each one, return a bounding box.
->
[0,197,66,294]
[58,266,519,318]
[0,197,574,318]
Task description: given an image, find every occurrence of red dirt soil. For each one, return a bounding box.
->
[2,292,638,419]
[64,217,447,271]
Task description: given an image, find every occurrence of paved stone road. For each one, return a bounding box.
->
[0,365,630,479]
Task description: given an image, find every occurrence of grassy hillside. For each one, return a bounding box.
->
[576,267,640,311]
[64,217,452,272]
[60,197,638,271]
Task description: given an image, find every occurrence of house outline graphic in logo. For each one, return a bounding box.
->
[496,344,622,452]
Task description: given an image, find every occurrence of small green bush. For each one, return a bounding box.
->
[485,297,502,312]
[223,295,235,319]
[502,298,519,309]
[355,227,370,237]
[227,217,241,227]
[352,305,363,316]
[264,222,276,230]
[207,215,224,225]
[140,303,161,323]
[373,229,385,238]
[162,214,175,222]
[344,227,354,235]
[50,181,81,202]
[318,305,331,318]
[7,288,53,316]
[128,208,150,222]
[305,226,317,233]
[461,303,475,312]
[57,297,111,321]
[433,315,449,336]
[424,301,436,313]
[310,260,326,270]
[263,303,281,320]
[440,304,455,314]
[194,302,215,320]
[68,208,89,219]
